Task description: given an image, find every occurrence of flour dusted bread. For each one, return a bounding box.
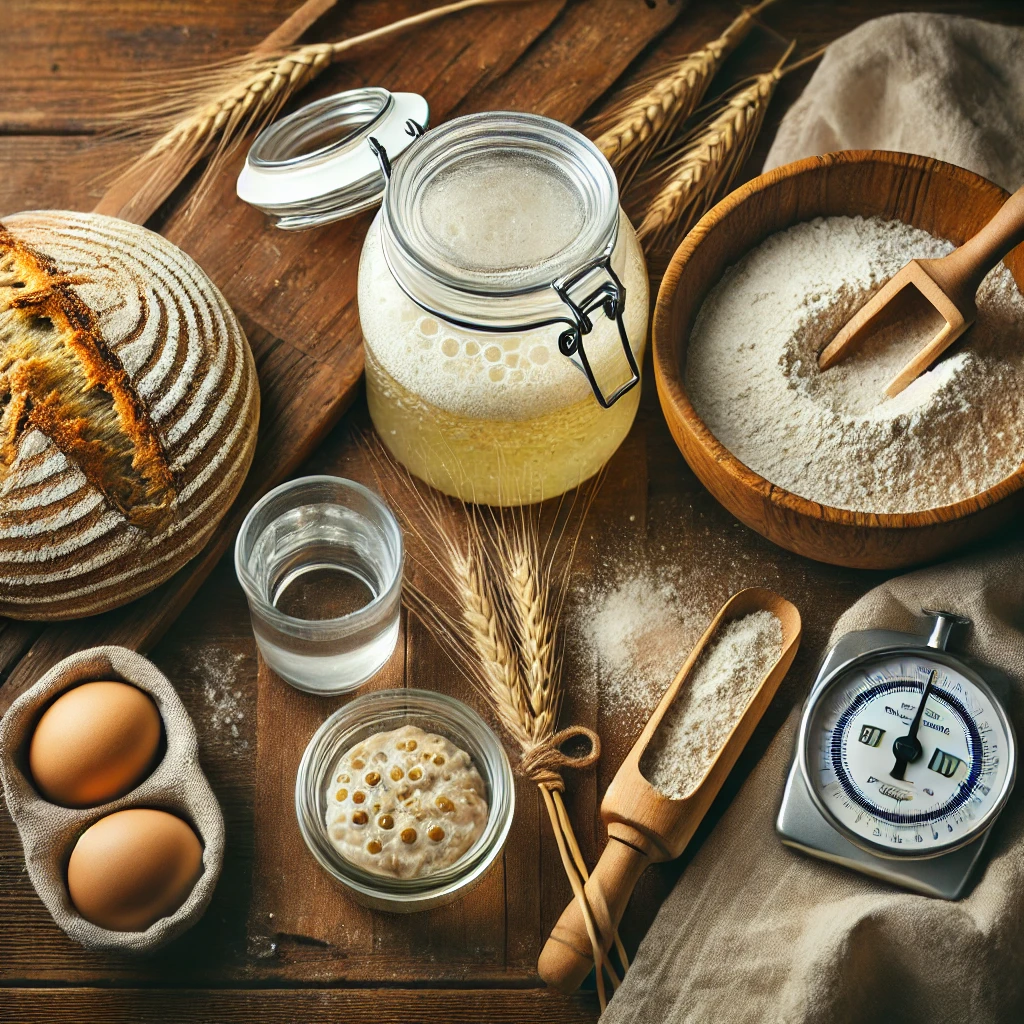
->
[0,211,259,619]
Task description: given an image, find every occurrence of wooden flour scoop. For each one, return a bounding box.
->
[538,588,801,994]
[818,182,1024,397]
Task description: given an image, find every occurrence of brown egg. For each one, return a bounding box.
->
[29,681,162,807]
[67,808,203,931]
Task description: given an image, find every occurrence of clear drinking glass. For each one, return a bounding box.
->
[234,476,403,694]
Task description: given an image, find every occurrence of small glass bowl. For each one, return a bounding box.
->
[295,688,514,912]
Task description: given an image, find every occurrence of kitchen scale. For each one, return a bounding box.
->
[778,610,1016,899]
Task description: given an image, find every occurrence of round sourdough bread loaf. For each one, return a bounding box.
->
[0,211,259,620]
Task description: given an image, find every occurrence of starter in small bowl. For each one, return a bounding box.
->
[326,725,488,879]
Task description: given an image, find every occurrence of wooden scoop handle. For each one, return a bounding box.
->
[537,831,652,993]
[919,183,1024,313]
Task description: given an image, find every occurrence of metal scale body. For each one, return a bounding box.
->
[778,610,1017,899]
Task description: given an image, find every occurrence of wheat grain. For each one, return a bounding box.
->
[588,0,775,187]
[505,538,560,745]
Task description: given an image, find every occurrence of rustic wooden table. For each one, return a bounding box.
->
[3,1,1023,1021]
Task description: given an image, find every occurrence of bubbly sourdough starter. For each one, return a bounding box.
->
[359,154,648,505]
[686,216,1024,514]
[326,725,488,879]
[418,151,585,275]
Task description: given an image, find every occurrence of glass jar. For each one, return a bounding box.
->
[358,112,648,506]
[295,688,514,912]
[237,96,649,507]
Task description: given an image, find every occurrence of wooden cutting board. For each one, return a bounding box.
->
[0,0,682,710]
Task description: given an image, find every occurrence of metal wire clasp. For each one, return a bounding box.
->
[368,119,426,182]
[553,253,639,409]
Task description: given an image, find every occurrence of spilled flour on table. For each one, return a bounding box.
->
[175,645,253,755]
[561,488,793,736]
[567,558,718,731]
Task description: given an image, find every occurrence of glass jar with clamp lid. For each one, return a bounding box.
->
[778,610,1016,899]
[237,88,648,506]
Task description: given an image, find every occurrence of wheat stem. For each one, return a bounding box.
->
[96,0,529,221]
[551,788,631,973]
[541,786,618,1010]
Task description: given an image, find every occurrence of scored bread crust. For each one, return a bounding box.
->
[0,211,259,620]
[0,225,177,532]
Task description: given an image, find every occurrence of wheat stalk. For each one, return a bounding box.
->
[635,69,781,252]
[635,42,827,256]
[588,0,775,188]
[362,438,624,1007]
[95,0,530,223]
[450,516,622,1007]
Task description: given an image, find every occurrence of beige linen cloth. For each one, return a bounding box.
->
[605,14,1024,1024]
[764,13,1024,191]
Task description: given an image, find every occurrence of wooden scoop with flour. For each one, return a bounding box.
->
[818,183,1024,397]
[537,588,801,994]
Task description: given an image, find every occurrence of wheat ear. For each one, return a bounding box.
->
[635,42,826,255]
[460,527,620,1006]
[589,0,775,187]
[505,536,560,744]
[449,541,534,751]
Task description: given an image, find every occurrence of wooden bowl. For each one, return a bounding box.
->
[653,150,1024,570]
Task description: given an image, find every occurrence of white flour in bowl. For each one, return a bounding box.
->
[640,610,783,800]
[685,216,1024,514]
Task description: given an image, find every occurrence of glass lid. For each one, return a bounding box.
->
[382,112,618,298]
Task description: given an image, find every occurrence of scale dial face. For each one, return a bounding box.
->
[800,650,1015,857]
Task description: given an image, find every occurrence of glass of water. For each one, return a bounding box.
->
[235,476,403,694]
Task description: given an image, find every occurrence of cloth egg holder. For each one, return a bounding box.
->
[236,86,640,408]
[0,646,225,953]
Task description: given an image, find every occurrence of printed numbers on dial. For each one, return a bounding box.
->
[803,653,1012,855]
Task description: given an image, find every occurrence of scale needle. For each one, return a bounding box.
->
[890,670,936,781]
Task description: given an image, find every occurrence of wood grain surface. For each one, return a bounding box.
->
[3,2,1024,1022]
[1,989,598,1023]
